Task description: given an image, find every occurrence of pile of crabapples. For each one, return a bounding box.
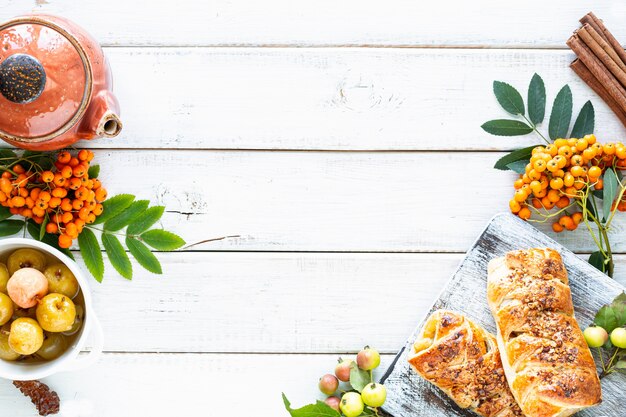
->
[584,326,626,349]
[318,347,387,417]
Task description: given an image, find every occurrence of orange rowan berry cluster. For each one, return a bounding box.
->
[509,134,626,232]
[0,150,106,249]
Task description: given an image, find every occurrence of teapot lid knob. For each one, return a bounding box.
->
[0,54,46,104]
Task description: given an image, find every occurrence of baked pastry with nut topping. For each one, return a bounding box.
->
[408,310,523,417]
[487,248,601,417]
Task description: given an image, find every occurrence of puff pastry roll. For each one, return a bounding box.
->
[408,310,523,417]
[487,248,601,417]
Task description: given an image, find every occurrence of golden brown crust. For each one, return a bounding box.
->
[408,310,524,417]
[487,248,602,417]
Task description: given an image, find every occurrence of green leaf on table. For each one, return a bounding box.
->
[39,217,47,241]
[127,206,165,235]
[603,168,619,222]
[26,221,74,260]
[0,220,23,237]
[548,85,572,140]
[493,146,536,171]
[102,234,132,280]
[595,305,618,333]
[588,251,607,273]
[78,228,104,282]
[105,200,149,231]
[126,238,162,274]
[616,360,626,370]
[0,149,17,160]
[282,393,340,417]
[493,81,525,115]
[349,362,371,392]
[570,101,595,138]
[506,160,529,174]
[88,164,100,179]
[584,194,597,218]
[481,120,533,136]
[527,73,546,125]
[611,292,626,326]
[0,205,12,222]
[140,230,185,251]
[92,194,135,225]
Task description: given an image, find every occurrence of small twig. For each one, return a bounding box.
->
[182,235,241,250]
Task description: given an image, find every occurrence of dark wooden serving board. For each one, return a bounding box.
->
[380,213,625,417]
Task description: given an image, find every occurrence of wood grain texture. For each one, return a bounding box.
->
[381,213,626,417]
[77,150,626,254]
[1,1,626,47]
[42,48,626,150]
[0,353,392,417]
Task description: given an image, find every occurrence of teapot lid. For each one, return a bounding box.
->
[0,17,92,143]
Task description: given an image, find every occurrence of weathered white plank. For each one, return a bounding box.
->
[84,150,626,254]
[85,252,626,353]
[2,1,626,47]
[66,48,626,150]
[0,353,393,417]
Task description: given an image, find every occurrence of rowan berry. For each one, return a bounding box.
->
[18,188,28,198]
[518,207,531,220]
[556,196,570,209]
[558,146,573,158]
[72,164,86,177]
[53,173,66,187]
[553,169,565,178]
[74,219,85,232]
[0,178,11,194]
[61,212,73,224]
[48,197,61,209]
[57,151,71,164]
[547,189,560,203]
[12,164,25,174]
[41,171,54,183]
[619,201,626,212]
[570,166,584,177]
[31,207,45,217]
[58,234,72,249]
[554,138,568,148]
[564,173,575,187]
[45,223,58,234]
[72,199,84,210]
[552,222,564,233]
[550,178,564,190]
[530,180,542,195]
[59,165,71,179]
[514,178,524,189]
[51,188,67,198]
[68,178,82,190]
[559,215,576,231]
[0,192,6,203]
[78,150,90,161]
[11,196,25,207]
[93,204,103,216]
[24,197,34,208]
[564,186,578,196]
[65,223,78,239]
[546,160,559,172]
[541,196,555,209]
[572,212,583,225]
[533,160,546,172]
[95,188,107,202]
[60,198,73,212]
[583,148,596,161]
[76,187,89,201]
[617,146,626,159]
[595,178,604,190]
[584,134,597,145]
[588,166,602,178]
[592,143,603,156]
[604,143,616,155]
[78,207,90,220]
[532,146,546,156]
[68,157,79,168]
[576,138,588,151]
[570,155,584,166]
[87,213,96,224]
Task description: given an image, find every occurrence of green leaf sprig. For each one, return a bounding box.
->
[590,293,626,378]
[482,73,595,172]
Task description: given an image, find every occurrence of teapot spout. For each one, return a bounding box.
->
[82,90,122,139]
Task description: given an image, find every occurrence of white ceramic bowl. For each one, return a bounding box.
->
[0,238,103,380]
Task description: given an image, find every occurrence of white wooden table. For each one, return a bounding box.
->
[1,1,626,416]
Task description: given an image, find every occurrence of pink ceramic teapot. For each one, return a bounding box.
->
[0,14,121,150]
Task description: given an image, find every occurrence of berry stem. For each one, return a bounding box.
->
[521,115,550,144]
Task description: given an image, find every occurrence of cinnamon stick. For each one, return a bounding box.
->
[580,24,626,76]
[580,12,626,68]
[567,34,626,110]
[571,58,626,127]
